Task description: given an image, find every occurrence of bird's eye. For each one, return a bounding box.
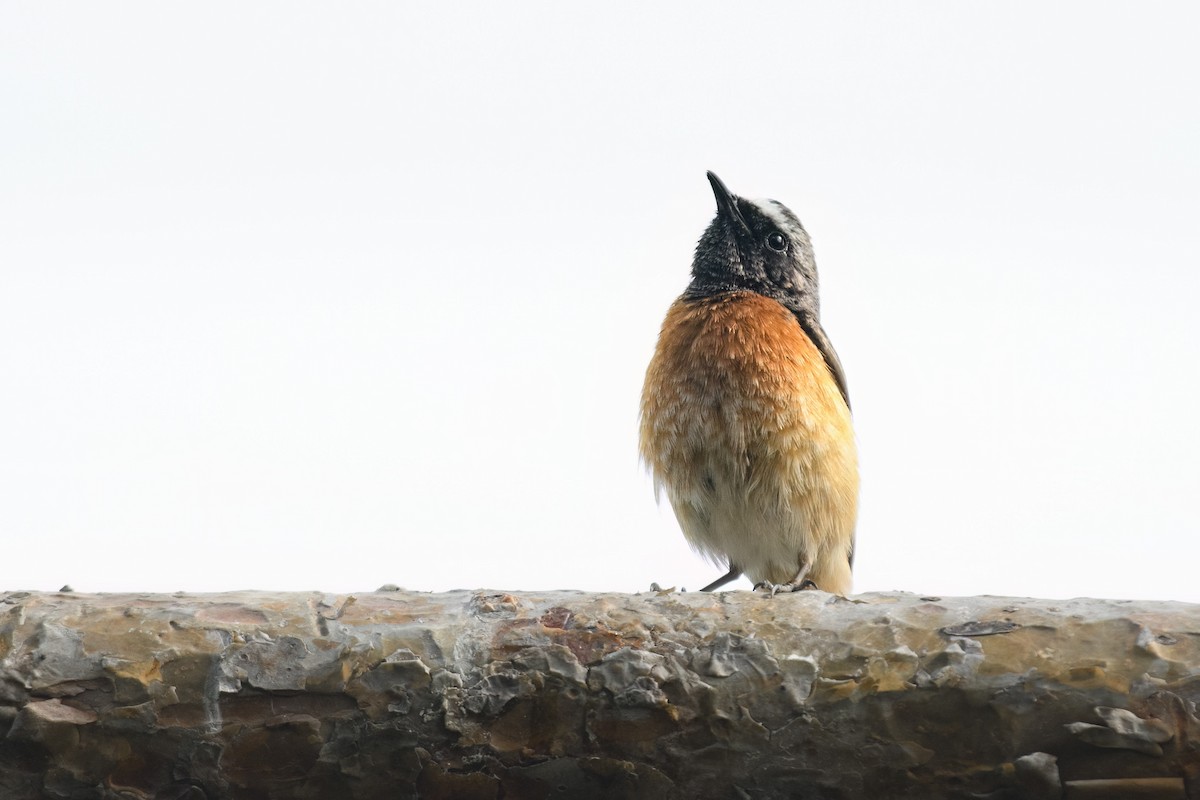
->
[766,232,787,252]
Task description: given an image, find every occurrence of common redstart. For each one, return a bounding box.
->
[639,172,858,594]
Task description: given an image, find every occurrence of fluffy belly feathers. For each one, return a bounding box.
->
[639,291,858,592]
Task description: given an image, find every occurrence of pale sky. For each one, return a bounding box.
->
[2,3,1198,601]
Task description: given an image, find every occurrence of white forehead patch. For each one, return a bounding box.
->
[748,197,805,238]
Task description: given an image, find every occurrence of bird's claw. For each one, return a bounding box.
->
[753,579,818,596]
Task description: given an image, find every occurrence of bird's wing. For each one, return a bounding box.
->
[792,311,851,412]
[793,310,855,571]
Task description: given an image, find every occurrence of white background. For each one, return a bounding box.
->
[2,4,1197,601]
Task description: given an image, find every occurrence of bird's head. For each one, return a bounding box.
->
[691,172,821,313]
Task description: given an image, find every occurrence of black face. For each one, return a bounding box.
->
[690,172,821,314]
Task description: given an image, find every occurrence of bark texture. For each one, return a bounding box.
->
[0,588,1198,799]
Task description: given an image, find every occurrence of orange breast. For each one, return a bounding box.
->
[639,291,858,592]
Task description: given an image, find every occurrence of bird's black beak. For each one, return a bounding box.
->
[707,171,750,233]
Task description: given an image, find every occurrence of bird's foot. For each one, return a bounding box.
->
[753,579,819,596]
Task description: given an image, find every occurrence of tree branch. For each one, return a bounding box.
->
[1,589,1197,799]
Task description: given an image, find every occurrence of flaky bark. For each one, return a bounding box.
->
[1,588,1198,799]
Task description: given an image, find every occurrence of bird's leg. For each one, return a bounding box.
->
[700,564,743,592]
[754,563,817,596]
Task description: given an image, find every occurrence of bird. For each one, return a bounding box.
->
[639,172,858,595]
